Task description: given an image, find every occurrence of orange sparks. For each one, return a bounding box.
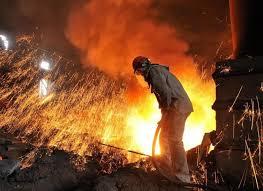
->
[1,0,217,161]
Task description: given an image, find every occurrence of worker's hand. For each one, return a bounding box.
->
[158,108,169,126]
[158,116,164,126]
[161,107,172,115]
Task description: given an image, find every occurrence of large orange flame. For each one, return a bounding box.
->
[66,0,216,155]
[0,37,215,161]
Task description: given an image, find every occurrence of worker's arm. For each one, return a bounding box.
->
[148,67,172,109]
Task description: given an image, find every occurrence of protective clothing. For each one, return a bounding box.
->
[142,63,193,183]
[158,110,191,183]
[143,64,193,114]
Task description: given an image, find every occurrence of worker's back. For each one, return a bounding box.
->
[147,64,193,114]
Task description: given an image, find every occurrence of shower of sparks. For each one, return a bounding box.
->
[245,140,259,190]
[229,93,263,189]
[215,41,224,57]
[0,34,9,50]
[39,79,49,97]
[0,36,216,160]
[229,86,243,112]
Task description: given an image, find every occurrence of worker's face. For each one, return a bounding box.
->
[135,71,148,87]
[134,67,144,76]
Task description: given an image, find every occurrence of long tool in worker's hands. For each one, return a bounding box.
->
[98,142,150,157]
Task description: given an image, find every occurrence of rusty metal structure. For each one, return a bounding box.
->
[212,0,263,187]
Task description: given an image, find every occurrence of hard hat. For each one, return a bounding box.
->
[132,56,151,73]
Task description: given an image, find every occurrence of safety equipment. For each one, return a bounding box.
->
[132,56,151,73]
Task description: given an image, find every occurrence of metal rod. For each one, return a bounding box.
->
[98,142,151,157]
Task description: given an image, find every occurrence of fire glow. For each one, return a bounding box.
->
[1,0,216,160]
[66,0,216,155]
[0,36,215,160]
[125,74,215,155]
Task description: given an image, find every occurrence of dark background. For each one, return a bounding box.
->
[0,0,230,67]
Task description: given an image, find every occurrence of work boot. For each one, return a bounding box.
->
[153,160,191,191]
[153,155,188,184]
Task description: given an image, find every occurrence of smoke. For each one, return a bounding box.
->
[1,0,229,71]
[66,0,195,78]
[1,0,219,152]
[0,0,79,59]
[65,1,217,149]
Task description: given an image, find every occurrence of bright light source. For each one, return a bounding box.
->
[40,60,51,71]
[0,34,9,50]
[39,79,49,97]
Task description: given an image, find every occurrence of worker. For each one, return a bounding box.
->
[132,56,193,183]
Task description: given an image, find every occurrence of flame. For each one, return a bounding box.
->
[0,0,216,160]
[126,94,161,155]
[66,0,216,155]
[125,73,215,155]
[66,0,192,77]
[0,36,215,161]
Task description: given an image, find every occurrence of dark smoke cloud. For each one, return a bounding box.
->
[153,0,231,76]
[0,0,80,59]
[1,0,230,73]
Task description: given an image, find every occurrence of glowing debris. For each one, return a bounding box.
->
[0,37,216,160]
[220,66,231,74]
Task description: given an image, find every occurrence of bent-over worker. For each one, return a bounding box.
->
[132,56,193,183]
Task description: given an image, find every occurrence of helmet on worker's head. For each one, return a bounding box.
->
[132,56,151,74]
